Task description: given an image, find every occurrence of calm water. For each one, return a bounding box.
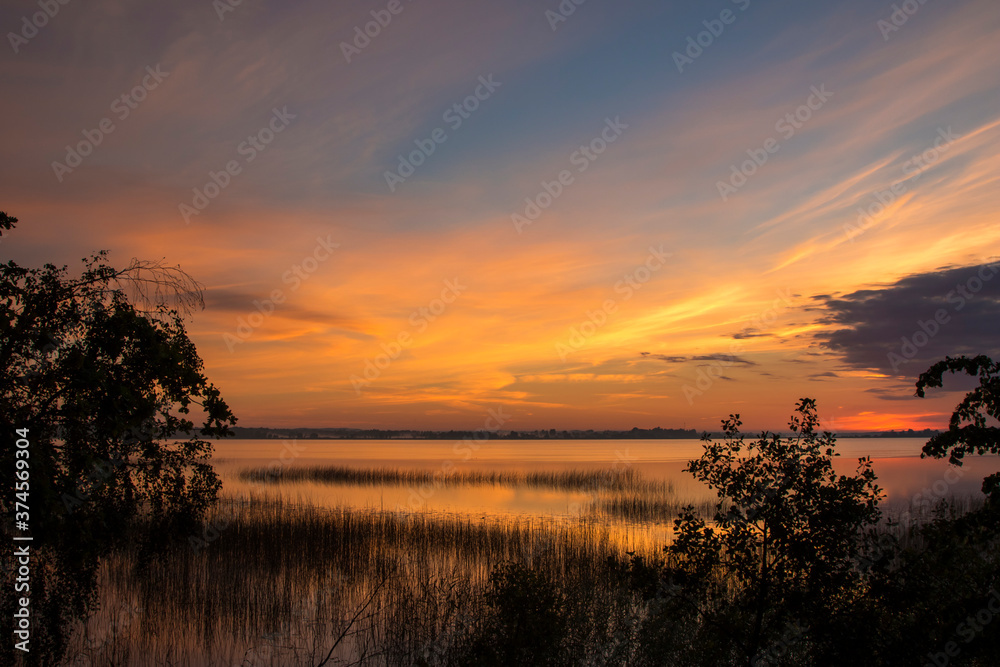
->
[70,437,1000,664]
[211,437,999,522]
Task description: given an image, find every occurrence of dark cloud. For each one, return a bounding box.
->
[864,387,917,401]
[204,287,331,319]
[204,288,268,313]
[640,353,688,363]
[204,287,368,335]
[808,372,840,380]
[732,328,775,340]
[812,262,1000,376]
[692,354,758,366]
[641,353,758,366]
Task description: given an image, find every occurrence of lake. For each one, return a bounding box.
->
[213,437,999,522]
[65,437,998,665]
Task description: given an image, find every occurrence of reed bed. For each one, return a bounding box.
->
[60,489,996,665]
[62,494,667,666]
[594,494,715,522]
[239,464,674,495]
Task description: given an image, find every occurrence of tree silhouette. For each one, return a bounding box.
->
[1,213,236,663]
[665,399,882,666]
[916,354,1000,500]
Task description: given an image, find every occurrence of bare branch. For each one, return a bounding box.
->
[114,258,205,316]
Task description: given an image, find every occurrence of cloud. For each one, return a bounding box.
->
[640,352,758,367]
[864,387,916,402]
[732,328,775,340]
[640,353,687,363]
[813,262,1000,376]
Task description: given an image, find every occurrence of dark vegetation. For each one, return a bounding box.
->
[229,426,938,440]
[2,210,998,664]
[64,422,1000,666]
[51,392,1000,666]
[228,426,700,440]
[1,212,236,665]
[240,464,673,494]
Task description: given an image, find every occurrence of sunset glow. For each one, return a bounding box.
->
[3,0,999,433]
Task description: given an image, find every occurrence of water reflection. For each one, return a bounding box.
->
[212,438,999,523]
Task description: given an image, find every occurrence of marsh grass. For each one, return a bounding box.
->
[877,494,985,553]
[61,475,991,665]
[239,464,674,495]
[238,464,695,524]
[62,494,668,666]
[594,494,713,522]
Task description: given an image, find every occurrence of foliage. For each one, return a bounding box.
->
[664,398,883,666]
[462,560,569,666]
[818,498,998,666]
[916,354,1000,499]
[0,213,235,663]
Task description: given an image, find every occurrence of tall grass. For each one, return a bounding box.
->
[239,464,674,495]
[238,464,694,523]
[62,494,666,666]
[61,472,992,665]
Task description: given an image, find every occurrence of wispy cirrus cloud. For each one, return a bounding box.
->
[3,0,1000,431]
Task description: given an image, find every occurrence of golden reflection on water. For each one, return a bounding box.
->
[69,439,999,665]
[209,438,999,556]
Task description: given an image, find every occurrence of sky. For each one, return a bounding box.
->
[2,0,999,432]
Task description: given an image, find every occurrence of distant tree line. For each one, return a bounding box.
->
[226,426,941,441]
[226,426,702,440]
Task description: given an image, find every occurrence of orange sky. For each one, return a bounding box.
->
[2,0,999,431]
